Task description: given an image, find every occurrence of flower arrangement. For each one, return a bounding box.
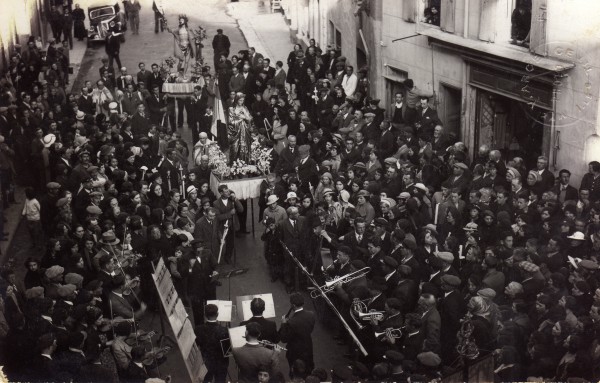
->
[230,159,258,177]
[206,143,230,177]
[159,57,177,81]
[250,140,273,175]
[192,26,207,47]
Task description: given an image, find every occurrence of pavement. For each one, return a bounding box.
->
[3,1,350,381]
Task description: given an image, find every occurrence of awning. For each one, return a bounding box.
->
[418,28,575,73]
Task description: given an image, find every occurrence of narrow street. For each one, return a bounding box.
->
[6,0,347,381]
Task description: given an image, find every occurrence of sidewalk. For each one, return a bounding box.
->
[1,38,88,263]
[227,1,292,66]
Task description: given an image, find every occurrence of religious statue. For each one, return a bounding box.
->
[227,93,254,164]
[165,15,195,78]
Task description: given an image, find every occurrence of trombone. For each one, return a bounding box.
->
[375,327,405,339]
[309,267,370,299]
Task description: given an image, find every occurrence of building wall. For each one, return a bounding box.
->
[0,0,47,71]
[282,0,600,184]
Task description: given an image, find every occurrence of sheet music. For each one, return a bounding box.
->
[206,300,233,322]
[240,293,276,321]
[228,325,247,349]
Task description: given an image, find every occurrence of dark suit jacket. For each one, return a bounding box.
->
[280,216,306,259]
[296,157,319,193]
[158,158,180,192]
[240,316,280,344]
[131,113,150,139]
[401,330,425,361]
[392,278,419,312]
[537,169,555,191]
[421,307,442,354]
[137,70,152,88]
[55,349,86,378]
[212,34,231,56]
[109,291,135,319]
[275,146,300,175]
[125,362,149,382]
[195,321,230,365]
[146,93,166,125]
[439,290,467,352]
[148,73,164,92]
[341,231,369,259]
[194,216,220,258]
[77,95,96,115]
[228,74,246,93]
[279,309,315,368]
[552,184,579,202]
[232,343,279,383]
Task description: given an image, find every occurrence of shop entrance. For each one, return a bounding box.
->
[475,88,551,169]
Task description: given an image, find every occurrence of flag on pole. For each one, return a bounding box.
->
[211,80,226,140]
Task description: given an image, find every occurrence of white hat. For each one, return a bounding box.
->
[76,110,85,120]
[42,134,56,148]
[266,195,278,205]
[413,183,428,192]
[286,192,298,201]
[108,101,118,110]
[186,185,197,194]
[567,231,586,241]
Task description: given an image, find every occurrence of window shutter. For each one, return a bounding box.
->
[478,0,497,42]
[440,0,456,32]
[403,0,416,22]
[529,0,548,56]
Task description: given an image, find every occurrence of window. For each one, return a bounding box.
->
[335,28,342,50]
[423,0,441,26]
[510,0,532,47]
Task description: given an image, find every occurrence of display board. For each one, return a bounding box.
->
[152,258,207,381]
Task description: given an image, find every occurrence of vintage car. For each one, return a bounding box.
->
[87,2,120,47]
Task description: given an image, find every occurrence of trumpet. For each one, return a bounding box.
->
[259,340,287,351]
[358,310,385,322]
[350,298,370,331]
[309,267,370,298]
[375,327,404,339]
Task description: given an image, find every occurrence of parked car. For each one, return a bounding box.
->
[87,2,121,47]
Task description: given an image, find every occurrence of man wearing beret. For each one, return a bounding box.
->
[445,162,471,197]
[439,274,466,364]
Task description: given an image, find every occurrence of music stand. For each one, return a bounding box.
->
[219,267,249,301]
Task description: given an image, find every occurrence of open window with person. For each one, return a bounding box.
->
[423,0,441,26]
[511,0,532,46]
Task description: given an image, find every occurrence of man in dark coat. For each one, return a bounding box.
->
[131,104,150,139]
[275,135,299,175]
[55,332,86,379]
[193,207,220,260]
[552,168,578,203]
[295,145,319,195]
[415,96,440,138]
[146,85,167,126]
[279,206,307,292]
[195,304,230,383]
[240,297,280,344]
[279,293,315,373]
[212,29,231,66]
[438,275,466,364]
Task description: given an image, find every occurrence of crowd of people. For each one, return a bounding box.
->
[0,3,599,382]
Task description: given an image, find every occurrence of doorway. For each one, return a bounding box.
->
[475,88,550,168]
[439,83,462,142]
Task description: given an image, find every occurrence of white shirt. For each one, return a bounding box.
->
[341,73,358,97]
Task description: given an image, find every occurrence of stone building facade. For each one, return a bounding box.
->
[280,0,600,184]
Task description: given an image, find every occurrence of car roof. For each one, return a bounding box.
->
[87,1,118,11]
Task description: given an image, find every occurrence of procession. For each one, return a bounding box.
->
[0,0,599,382]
